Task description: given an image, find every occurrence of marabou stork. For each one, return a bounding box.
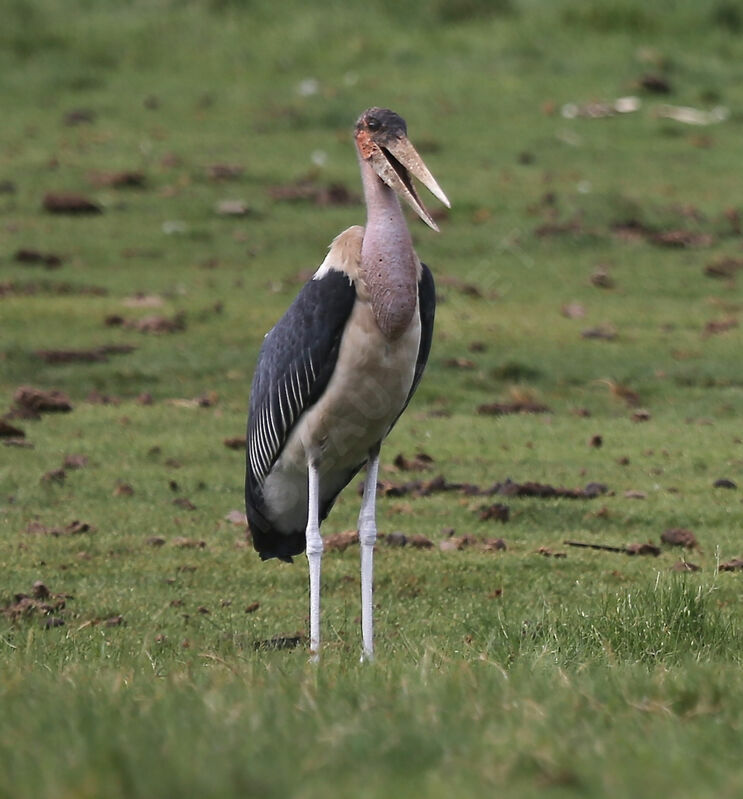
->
[245,107,449,660]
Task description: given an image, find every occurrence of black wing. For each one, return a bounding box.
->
[245,270,356,561]
[387,262,436,432]
[409,263,436,405]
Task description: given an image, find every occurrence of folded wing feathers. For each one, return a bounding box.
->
[248,349,317,488]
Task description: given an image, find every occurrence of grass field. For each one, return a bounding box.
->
[2,1,743,796]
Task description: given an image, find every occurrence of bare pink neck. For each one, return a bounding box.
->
[358,157,418,340]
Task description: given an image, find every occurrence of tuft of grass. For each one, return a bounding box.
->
[497,578,742,666]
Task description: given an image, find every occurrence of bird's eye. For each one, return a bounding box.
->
[367,117,381,131]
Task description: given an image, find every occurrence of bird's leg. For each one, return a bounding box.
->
[359,447,380,662]
[305,461,323,660]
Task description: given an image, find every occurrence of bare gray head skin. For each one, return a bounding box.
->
[355,107,407,140]
[354,108,449,232]
[353,108,449,340]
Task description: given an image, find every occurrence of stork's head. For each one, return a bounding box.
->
[354,107,450,232]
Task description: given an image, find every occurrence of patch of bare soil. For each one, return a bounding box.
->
[43,192,102,214]
[14,249,63,268]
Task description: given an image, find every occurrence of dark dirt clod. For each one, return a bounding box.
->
[2,583,71,623]
[631,409,652,422]
[43,192,102,214]
[483,538,507,552]
[253,634,304,651]
[719,558,743,572]
[371,475,456,498]
[408,534,434,549]
[477,400,551,415]
[14,249,63,268]
[501,479,608,499]
[193,391,218,408]
[589,434,603,448]
[224,436,246,450]
[478,503,510,523]
[323,530,358,552]
[0,419,25,438]
[173,497,197,511]
[537,546,567,558]
[367,475,607,501]
[36,345,136,365]
[13,386,72,415]
[651,230,714,248]
[385,532,407,547]
[638,73,672,93]
[661,528,698,549]
[626,542,661,557]
[245,602,260,614]
[704,256,743,279]
[713,478,737,490]
[393,452,434,471]
[32,581,50,599]
[36,348,105,364]
[146,536,166,547]
[113,483,134,497]
[63,520,93,535]
[581,324,617,341]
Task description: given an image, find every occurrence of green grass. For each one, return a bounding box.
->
[2,0,743,796]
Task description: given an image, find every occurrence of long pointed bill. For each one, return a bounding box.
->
[369,136,450,232]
